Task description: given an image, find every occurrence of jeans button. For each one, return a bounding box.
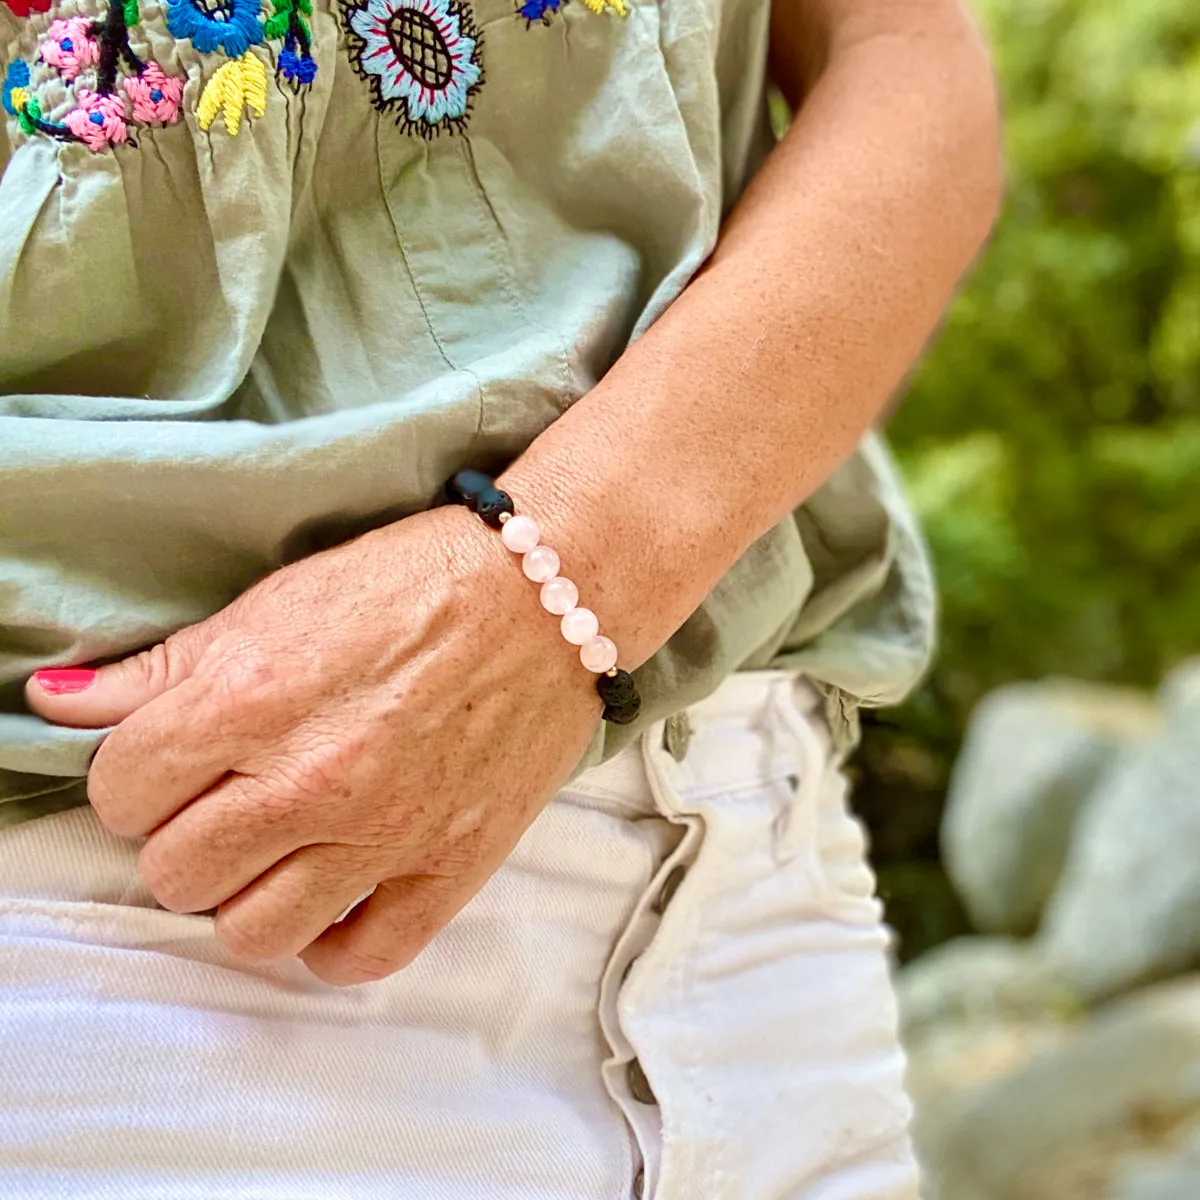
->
[652,865,686,915]
[663,711,692,761]
[628,1058,657,1106]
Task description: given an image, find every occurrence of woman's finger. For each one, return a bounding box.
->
[213,846,383,963]
[299,874,470,986]
[84,674,246,837]
[86,642,285,837]
[24,614,227,729]
[137,773,323,914]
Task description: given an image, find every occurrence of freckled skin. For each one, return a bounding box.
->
[31,506,599,985]
[26,0,1001,985]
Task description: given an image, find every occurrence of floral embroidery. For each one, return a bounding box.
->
[576,0,627,14]
[516,0,625,26]
[4,0,186,153]
[1,0,52,18]
[89,0,148,93]
[1,60,29,116]
[343,0,483,138]
[4,59,75,139]
[264,0,317,87]
[5,0,320,150]
[63,87,129,149]
[39,19,102,84]
[517,0,563,23]
[197,49,267,136]
[166,0,264,57]
[169,0,315,111]
[278,32,317,84]
[123,62,184,123]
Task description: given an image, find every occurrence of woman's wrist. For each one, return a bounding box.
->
[494,427,743,674]
[417,500,606,712]
[442,470,642,723]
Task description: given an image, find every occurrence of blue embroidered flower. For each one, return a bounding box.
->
[2,59,31,118]
[167,0,264,57]
[517,0,564,22]
[278,37,317,85]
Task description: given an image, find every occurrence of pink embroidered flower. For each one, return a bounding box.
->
[63,90,129,153]
[39,19,102,83]
[123,64,184,125]
[2,0,53,18]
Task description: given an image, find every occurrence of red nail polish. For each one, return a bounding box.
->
[34,668,97,695]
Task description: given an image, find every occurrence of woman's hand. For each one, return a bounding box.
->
[25,505,602,985]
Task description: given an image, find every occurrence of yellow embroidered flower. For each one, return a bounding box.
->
[197,50,267,137]
[576,0,627,14]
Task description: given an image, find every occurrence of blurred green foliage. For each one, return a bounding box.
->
[856,0,1200,958]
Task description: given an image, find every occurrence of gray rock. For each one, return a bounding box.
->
[1040,703,1200,1001]
[1160,658,1200,724]
[1116,1146,1200,1200]
[898,938,1079,1103]
[1121,1174,1200,1200]
[914,978,1200,1200]
[942,681,1157,935]
[899,937,1074,1037]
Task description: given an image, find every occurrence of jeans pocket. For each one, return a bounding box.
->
[770,677,881,920]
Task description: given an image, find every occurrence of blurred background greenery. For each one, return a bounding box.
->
[853,0,1200,963]
[854,4,1200,1194]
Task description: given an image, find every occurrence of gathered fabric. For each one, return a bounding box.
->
[0,670,921,1199]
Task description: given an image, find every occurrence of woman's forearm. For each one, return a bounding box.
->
[500,0,1002,668]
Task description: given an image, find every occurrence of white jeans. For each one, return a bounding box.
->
[0,671,920,1199]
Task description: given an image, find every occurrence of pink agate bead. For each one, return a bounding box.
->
[540,577,579,616]
[522,545,560,583]
[501,514,540,554]
[580,636,619,674]
[560,607,600,646]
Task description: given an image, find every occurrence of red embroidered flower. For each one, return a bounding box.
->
[2,0,53,17]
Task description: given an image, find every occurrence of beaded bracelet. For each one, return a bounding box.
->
[446,470,642,726]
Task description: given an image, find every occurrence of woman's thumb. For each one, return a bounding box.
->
[25,618,224,729]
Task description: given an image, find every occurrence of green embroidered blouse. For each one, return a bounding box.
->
[0,0,935,829]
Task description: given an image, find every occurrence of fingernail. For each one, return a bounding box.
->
[34,668,97,695]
